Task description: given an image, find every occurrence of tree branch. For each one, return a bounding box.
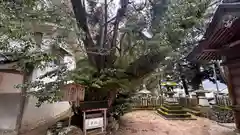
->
[111,0,129,49]
[103,0,108,47]
[70,0,96,65]
[123,31,145,54]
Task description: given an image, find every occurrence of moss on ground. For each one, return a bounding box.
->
[213,105,232,110]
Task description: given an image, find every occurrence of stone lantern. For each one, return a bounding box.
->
[194,90,211,107]
[137,84,151,106]
[138,84,151,97]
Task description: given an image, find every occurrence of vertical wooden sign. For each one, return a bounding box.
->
[62,83,85,105]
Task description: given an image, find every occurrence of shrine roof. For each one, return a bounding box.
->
[187,2,240,62]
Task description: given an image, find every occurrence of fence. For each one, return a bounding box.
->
[178,95,231,107]
[131,96,164,108]
[215,95,231,106]
[209,95,233,123]
[179,97,198,108]
[131,95,231,109]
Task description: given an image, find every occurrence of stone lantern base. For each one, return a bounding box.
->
[198,96,210,107]
[165,91,177,103]
[194,90,211,107]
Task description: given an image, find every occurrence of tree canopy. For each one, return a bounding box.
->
[0,0,218,105]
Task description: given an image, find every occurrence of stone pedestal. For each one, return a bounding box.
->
[158,101,194,120]
[198,96,210,106]
[165,91,177,103]
[191,93,197,99]
[194,90,211,107]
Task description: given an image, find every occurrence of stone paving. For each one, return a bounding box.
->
[115,110,235,135]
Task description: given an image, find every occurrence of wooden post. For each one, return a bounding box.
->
[225,64,240,131]
[101,110,104,132]
[83,111,86,135]
[15,71,32,135]
[104,109,107,131]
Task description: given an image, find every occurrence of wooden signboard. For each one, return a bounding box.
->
[85,117,104,130]
[82,108,107,135]
[62,83,85,105]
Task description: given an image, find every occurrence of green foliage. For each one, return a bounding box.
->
[124,0,213,91]
[0,1,79,106]
[64,0,214,103]
[69,59,131,90]
[0,0,77,72]
[108,90,134,119]
[29,66,69,107]
[30,56,136,105]
[0,0,215,109]
[0,2,51,72]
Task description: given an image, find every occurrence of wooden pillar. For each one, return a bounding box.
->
[225,63,240,130]
[104,109,107,131]
[101,110,104,132]
[15,71,33,135]
[83,111,86,135]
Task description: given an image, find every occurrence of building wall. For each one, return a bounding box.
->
[0,72,23,94]
[0,72,23,130]
[21,97,70,131]
[0,56,75,131]
[21,56,74,131]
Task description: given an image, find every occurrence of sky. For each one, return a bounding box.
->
[202,80,228,93]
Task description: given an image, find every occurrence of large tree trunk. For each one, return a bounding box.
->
[70,0,98,67]
[108,90,117,107]
[216,61,228,84]
[16,71,33,135]
[70,0,129,70]
[178,63,189,96]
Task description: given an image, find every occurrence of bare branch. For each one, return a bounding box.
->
[119,32,127,56]
[111,0,129,49]
[100,16,117,26]
[103,0,108,48]
[123,31,146,54]
[71,0,96,65]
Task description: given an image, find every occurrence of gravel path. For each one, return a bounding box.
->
[115,110,235,135]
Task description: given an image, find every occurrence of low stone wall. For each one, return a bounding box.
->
[131,97,164,108]
[0,93,21,130]
[208,105,234,123]
[179,97,198,108]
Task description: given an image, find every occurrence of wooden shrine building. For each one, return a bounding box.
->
[187,0,240,130]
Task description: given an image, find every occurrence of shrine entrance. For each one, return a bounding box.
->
[187,1,240,131]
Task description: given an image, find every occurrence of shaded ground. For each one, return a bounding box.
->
[115,110,235,135]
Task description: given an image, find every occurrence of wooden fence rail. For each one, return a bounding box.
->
[215,95,231,106]
[131,95,231,109]
[131,97,165,108]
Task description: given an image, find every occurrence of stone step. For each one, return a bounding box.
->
[157,109,191,118]
[165,101,179,104]
[164,102,180,106]
[162,104,182,110]
[183,108,202,116]
[160,106,187,114]
[155,111,197,120]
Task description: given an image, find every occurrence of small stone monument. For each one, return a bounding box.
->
[194,90,211,107]
[157,93,194,120]
[137,84,151,107]
[165,91,177,103]
[191,93,197,99]
[137,84,151,97]
[158,80,195,120]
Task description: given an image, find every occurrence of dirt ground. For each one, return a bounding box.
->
[115,110,236,135]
